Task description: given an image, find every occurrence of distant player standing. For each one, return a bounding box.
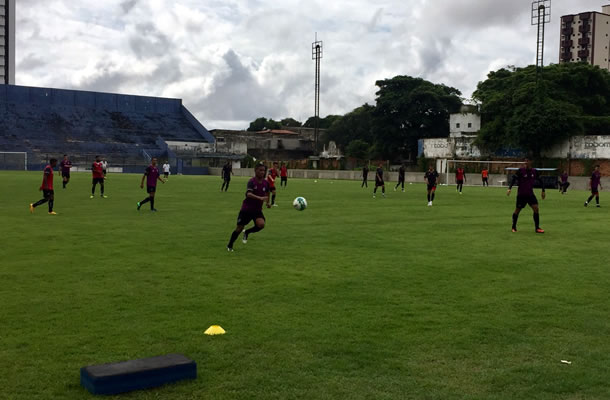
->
[373,163,385,198]
[507,158,545,233]
[584,165,603,207]
[425,165,439,206]
[559,170,570,194]
[91,156,107,198]
[395,164,405,192]
[482,168,489,187]
[456,165,466,194]
[221,161,233,192]
[280,163,288,187]
[162,161,170,179]
[361,165,369,188]
[59,154,72,189]
[102,158,108,177]
[30,158,58,215]
[137,157,165,212]
[267,162,279,206]
[227,163,269,251]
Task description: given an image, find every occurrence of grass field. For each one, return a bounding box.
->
[1,170,610,400]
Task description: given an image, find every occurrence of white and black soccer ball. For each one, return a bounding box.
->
[293,197,307,211]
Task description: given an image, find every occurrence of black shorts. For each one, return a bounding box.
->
[164,172,169,177]
[427,184,437,191]
[103,170,107,176]
[281,176,287,182]
[456,179,464,184]
[224,177,231,182]
[482,177,488,181]
[592,187,599,195]
[43,189,54,198]
[398,176,405,183]
[375,180,385,187]
[62,172,70,178]
[92,178,104,185]
[269,185,276,192]
[147,186,157,193]
[237,209,265,226]
[516,194,538,209]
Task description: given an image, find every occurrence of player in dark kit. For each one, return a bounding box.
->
[221,161,233,192]
[507,158,546,233]
[373,163,385,198]
[395,164,405,192]
[137,157,166,212]
[425,165,439,206]
[59,154,72,189]
[362,165,369,188]
[90,156,107,198]
[559,170,570,194]
[30,158,58,215]
[455,166,466,194]
[267,162,279,206]
[280,163,288,187]
[227,163,270,251]
[584,165,603,207]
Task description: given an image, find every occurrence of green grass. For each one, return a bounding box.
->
[1,171,610,400]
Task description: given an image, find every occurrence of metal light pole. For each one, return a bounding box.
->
[531,0,552,70]
[312,34,323,152]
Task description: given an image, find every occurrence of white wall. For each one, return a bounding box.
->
[449,113,481,136]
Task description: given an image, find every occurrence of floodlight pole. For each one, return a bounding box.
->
[531,1,551,72]
[312,34,323,152]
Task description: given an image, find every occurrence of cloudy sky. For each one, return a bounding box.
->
[15,0,605,129]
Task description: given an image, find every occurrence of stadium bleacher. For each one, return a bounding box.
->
[0,85,215,172]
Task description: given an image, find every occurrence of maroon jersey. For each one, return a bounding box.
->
[511,168,541,196]
[560,173,568,184]
[92,162,104,179]
[241,178,269,212]
[145,165,160,187]
[41,164,54,190]
[456,168,465,181]
[591,171,601,189]
[60,159,72,173]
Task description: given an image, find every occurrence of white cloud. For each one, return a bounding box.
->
[15,0,606,130]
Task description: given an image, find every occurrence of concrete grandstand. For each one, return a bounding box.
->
[0,84,216,173]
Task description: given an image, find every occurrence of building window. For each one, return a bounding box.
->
[468,123,472,128]
[456,123,461,129]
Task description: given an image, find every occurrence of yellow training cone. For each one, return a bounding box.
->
[204,325,226,335]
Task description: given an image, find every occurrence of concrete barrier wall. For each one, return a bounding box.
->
[209,168,604,191]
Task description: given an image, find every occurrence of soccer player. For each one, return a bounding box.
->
[59,154,72,189]
[280,163,288,187]
[30,158,58,215]
[559,170,570,194]
[227,163,269,251]
[584,165,603,207]
[482,168,489,187]
[395,164,405,192]
[456,165,466,194]
[137,157,165,212]
[424,165,439,206]
[102,158,108,177]
[362,165,369,188]
[267,162,279,206]
[91,155,107,198]
[162,161,170,179]
[507,158,545,233]
[221,161,233,192]
[373,163,385,198]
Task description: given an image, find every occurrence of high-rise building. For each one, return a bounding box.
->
[560,5,610,71]
[0,0,15,84]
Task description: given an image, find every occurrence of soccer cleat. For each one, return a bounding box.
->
[137,202,141,211]
[597,204,601,208]
[584,202,588,207]
[242,232,248,244]
[535,228,545,234]
[382,193,386,198]
[459,192,463,195]
[48,211,57,215]
[90,195,94,199]
[273,204,278,207]
[151,208,158,212]
[101,195,108,198]
[373,194,376,198]
[512,228,517,233]
[402,189,405,192]
[227,247,234,252]
[394,187,397,192]
[29,204,34,214]
[427,201,432,207]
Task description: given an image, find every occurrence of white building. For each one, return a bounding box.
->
[449,105,481,137]
[560,5,610,70]
[0,0,15,84]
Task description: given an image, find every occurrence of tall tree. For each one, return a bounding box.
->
[372,76,462,160]
[247,117,282,131]
[280,118,302,127]
[324,104,375,148]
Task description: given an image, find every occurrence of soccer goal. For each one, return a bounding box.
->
[445,160,523,186]
[0,152,28,171]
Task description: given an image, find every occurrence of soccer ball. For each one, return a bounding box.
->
[293,197,307,211]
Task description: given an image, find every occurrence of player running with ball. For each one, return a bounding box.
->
[507,158,545,233]
[227,163,269,251]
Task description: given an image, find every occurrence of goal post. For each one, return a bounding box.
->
[0,152,28,171]
[444,160,523,186]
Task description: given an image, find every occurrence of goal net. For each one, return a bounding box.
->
[444,160,523,186]
[0,152,28,171]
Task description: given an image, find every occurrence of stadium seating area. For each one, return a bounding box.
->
[0,85,215,170]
